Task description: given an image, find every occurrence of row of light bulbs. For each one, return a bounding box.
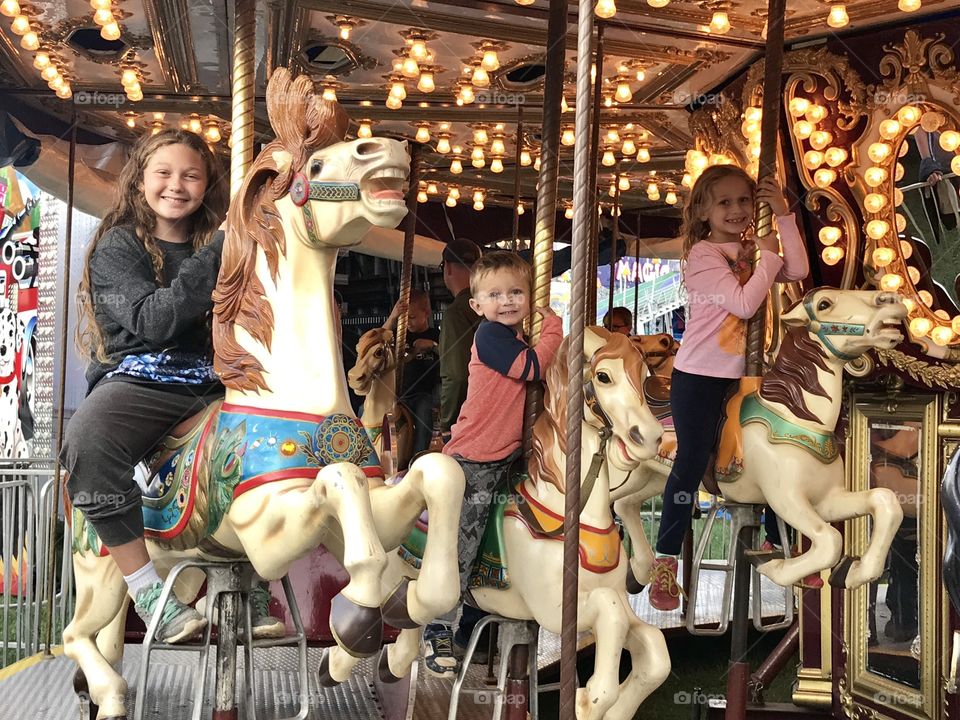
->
[123,111,227,142]
[1,2,75,99]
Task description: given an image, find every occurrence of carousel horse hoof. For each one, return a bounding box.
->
[73,668,102,720]
[382,578,419,629]
[829,555,859,588]
[377,646,403,684]
[317,650,339,688]
[329,593,384,658]
[625,565,645,594]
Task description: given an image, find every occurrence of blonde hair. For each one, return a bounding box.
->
[680,164,756,262]
[469,251,531,297]
[76,129,228,361]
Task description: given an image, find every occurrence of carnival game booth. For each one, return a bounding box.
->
[1,2,960,720]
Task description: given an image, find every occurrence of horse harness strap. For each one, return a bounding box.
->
[740,394,840,464]
[802,296,866,362]
[290,174,362,245]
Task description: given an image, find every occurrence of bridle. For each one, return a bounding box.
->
[802,295,866,362]
[289,172,362,245]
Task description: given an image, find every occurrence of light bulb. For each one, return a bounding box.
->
[635,66,646,81]
[473,201,484,211]
[471,66,490,87]
[868,142,892,163]
[561,128,575,146]
[909,317,933,336]
[819,226,842,245]
[864,193,887,213]
[409,39,428,62]
[648,0,670,7]
[793,120,814,139]
[665,190,678,205]
[520,149,532,166]
[908,266,921,284]
[125,80,141,97]
[48,75,64,90]
[814,168,837,188]
[473,127,488,145]
[824,147,848,167]
[565,206,574,219]
[415,125,430,143]
[810,131,833,151]
[385,95,402,110]
[648,189,661,201]
[40,65,58,81]
[822,246,844,266]
[436,135,451,154]
[534,156,541,170]
[952,155,960,175]
[897,105,921,126]
[204,123,221,142]
[806,105,828,123]
[516,0,536,5]
[939,131,960,152]
[931,326,954,346]
[602,149,616,166]
[789,97,811,117]
[124,114,136,128]
[482,49,499,71]
[322,86,337,102]
[866,219,890,240]
[417,190,428,203]
[20,31,38,50]
[401,56,419,78]
[898,0,921,11]
[618,175,631,191]
[91,0,112,9]
[188,115,202,133]
[490,137,506,155]
[606,128,621,145]
[121,68,138,87]
[879,119,902,140]
[517,202,525,215]
[449,187,461,200]
[338,23,352,40]
[900,239,913,259]
[827,4,848,27]
[473,190,485,203]
[880,273,903,292]
[919,290,934,306]
[358,121,372,139]
[804,150,825,170]
[417,71,435,93]
[609,183,617,197]
[472,156,485,169]
[101,21,121,40]
[615,81,632,103]
[11,13,29,34]
[0,0,20,18]
[32,51,50,69]
[595,0,617,19]
[710,11,730,34]
[872,247,895,267]
[647,182,658,195]
[390,81,406,100]
[446,194,457,207]
[681,173,692,188]
[864,166,888,187]
[621,138,637,156]
[425,183,438,195]
[471,146,485,163]
[93,8,114,25]
[491,157,504,173]
[637,146,651,163]
[55,83,72,100]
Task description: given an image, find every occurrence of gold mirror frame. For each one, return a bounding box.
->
[844,393,943,720]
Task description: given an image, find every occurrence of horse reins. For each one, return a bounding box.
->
[801,296,866,362]
[289,173,363,245]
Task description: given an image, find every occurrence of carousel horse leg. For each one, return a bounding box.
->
[603,606,671,720]
[816,486,903,588]
[63,552,130,719]
[95,596,129,672]
[381,626,423,682]
[575,587,629,720]
[613,492,658,589]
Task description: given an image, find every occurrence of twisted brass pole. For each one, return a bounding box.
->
[395,144,421,397]
[633,212,641,324]
[230,0,256,199]
[512,106,524,251]
[607,166,620,319]
[586,24,605,324]
[561,1,596,714]
[744,0,787,377]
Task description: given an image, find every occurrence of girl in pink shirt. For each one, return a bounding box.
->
[649,165,809,611]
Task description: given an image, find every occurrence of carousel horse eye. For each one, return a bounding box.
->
[596,371,612,384]
[310,159,323,176]
[374,348,383,357]
[817,298,832,312]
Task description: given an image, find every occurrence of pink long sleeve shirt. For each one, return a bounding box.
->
[674,213,809,379]
[444,315,563,462]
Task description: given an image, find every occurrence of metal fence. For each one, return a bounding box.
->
[1,458,74,668]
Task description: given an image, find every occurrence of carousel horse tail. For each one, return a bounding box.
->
[941,444,960,616]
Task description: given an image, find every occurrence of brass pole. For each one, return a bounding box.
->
[562,1,595,714]
[395,144,421,397]
[744,0,787,377]
[633,211,641,325]
[230,0,256,198]
[607,165,620,319]
[586,24,604,324]
[512,106,524,251]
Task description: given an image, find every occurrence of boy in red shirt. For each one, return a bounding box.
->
[422,251,563,676]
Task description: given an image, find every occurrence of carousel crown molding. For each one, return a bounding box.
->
[141,0,200,92]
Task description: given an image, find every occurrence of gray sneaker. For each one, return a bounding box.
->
[249,584,285,638]
[133,580,206,644]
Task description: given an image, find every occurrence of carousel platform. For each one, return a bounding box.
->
[0,568,790,720]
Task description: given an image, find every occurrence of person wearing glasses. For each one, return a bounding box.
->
[602,306,633,335]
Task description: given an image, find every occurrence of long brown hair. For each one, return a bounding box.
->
[680,164,756,262]
[76,129,228,361]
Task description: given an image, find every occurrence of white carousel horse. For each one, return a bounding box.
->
[378,328,670,720]
[614,288,907,591]
[63,68,465,719]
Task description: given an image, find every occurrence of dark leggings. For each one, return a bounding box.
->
[60,379,223,547]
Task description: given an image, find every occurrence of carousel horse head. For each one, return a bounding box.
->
[630,333,679,377]
[780,288,906,362]
[532,327,663,491]
[348,328,396,395]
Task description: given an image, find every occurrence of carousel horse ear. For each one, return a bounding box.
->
[781,298,811,328]
[290,173,310,206]
[584,326,608,360]
[271,149,293,174]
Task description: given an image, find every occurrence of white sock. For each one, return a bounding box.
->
[655,553,678,559]
[123,562,163,600]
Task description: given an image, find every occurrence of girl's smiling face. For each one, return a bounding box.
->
[701,175,754,243]
[142,143,209,241]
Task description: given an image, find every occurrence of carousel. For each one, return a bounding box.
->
[0,1,959,719]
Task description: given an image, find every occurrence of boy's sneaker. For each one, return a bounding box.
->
[133,580,206,644]
[648,556,682,611]
[249,584,285,638]
[454,628,490,665]
[421,625,460,678]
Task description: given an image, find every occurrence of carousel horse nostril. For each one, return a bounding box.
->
[629,426,643,446]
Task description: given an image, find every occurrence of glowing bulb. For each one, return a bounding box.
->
[931,326,954,346]
[390,81,406,100]
[0,0,20,17]
[810,131,833,151]
[894,187,904,206]
[864,166,888,187]
[896,213,907,232]
[793,120,814,139]
[665,190,678,205]
[908,266,921,284]
[710,11,730,34]
[637,146,651,163]
[55,83,72,100]
[819,227,842,245]
[561,95,569,113]
[866,219,890,240]
[415,125,430,143]
[101,21,121,40]
[482,49,500,71]
[648,0,670,6]
[608,183,617,197]
[939,131,960,152]
[827,4,848,27]
[188,115,202,133]
[322,86,337,102]
[417,71,435,93]
[534,156,541,171]
[470,127,487,145]
[646,182,658,195]
[822,246,844,266]
[91,0,112,8]
[120,68,138,87]
[602,149,616,166]
[490,137,506,155]
[909,317,933,336]
[358,121,372,139]
[561,128,575,146]
[565,206,574,220]
[471,66,490,87]
[472,156,485,169]
[40,65,58,81]
[93,8,113,24]
[618,175,631,191]
[124,114,136,128]
[471,146,485,163]
[409,39,428,62]
[446,194,457,207]
[868,142,892,163]
[401,56,420,78]
[879,119,902,140]
[433,136,450,155]
[789,97,811,117]
[338,22,352,40]
[803,150,825,170]
[863,193,887,213]
[473,190,485,204]
[615,80,633,103]
[47,75,64,90]
[681,173,692,188]
[606,127,620,143]
[595,0,617,19]
[805,105,828,123]
[900,239,913,259]
[824,147,848,167]
[953,156,960,176]
[32,51,50,69]
[491,157,504,173]
[515,149,529,167]
[880,273,903,292]
[417,190,428,203]
[10,13,29,34]
[897,105,921,126]
[898,0,921,11]
[621,138,636,156]
[385,95,402,110]
[20,30,38,50]
[814,168,837,188]
[872,247,895,267]
[449,187,461,200]
[919,290,934,306]
[635,66,647,81]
